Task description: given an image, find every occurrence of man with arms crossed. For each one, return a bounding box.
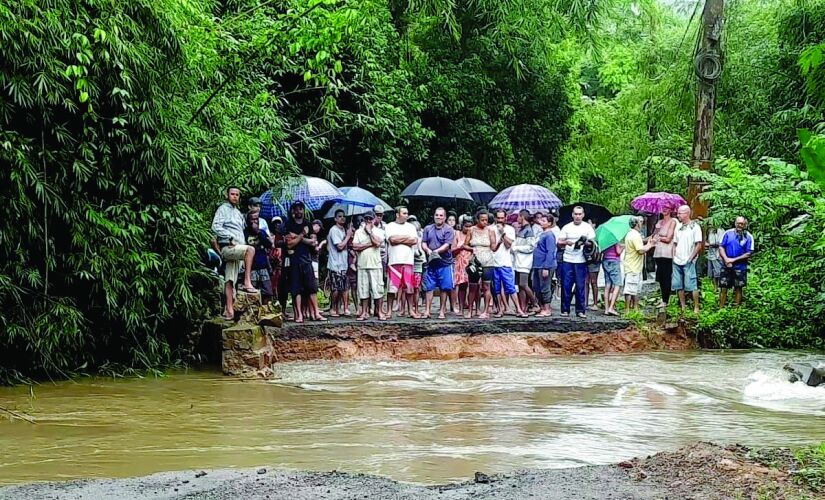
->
[385,206,420,319]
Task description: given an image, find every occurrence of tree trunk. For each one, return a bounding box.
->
[689,0,725,219]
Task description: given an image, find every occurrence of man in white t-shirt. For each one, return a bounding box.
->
[491,210,527,317]
[672,205,703,313]
[385,206,419,319]
[557,206,596,318]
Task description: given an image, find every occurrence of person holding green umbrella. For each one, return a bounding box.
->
[596,215,633,316]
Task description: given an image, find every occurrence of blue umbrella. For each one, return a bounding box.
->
[323,187,393,218]
[260,176,343,219]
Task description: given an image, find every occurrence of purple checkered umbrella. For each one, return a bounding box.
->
[630,192,687,214]
[488,184,562,212]
[260,176,343,219]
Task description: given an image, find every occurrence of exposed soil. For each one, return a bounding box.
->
[2,443,818,499]
[267,318,694,362]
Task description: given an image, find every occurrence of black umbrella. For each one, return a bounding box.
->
[455,177,497,204]
[400,176,474,203]
[557,202,613,227]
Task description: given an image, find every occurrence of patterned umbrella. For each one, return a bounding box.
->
[322,186,393,219]
[400,177,474,202]
[488,184,562,212]
[456,177,497,204]
[260,176,343,219]
[630,192,687,214]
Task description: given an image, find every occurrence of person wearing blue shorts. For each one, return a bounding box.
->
[672,205,703,314]
[491,210,528,317]
[421,208,455,319]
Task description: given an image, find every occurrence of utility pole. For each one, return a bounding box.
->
[688,0,724,219]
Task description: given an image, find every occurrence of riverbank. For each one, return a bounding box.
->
[1,442,818,499]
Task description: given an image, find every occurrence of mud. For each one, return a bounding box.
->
[267,319,694,362]
[2,442,816,500]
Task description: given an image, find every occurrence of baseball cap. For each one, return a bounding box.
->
[373,205,385,214]
[290,200,305,209]
[248,196,262,205]
[363,210,376,219]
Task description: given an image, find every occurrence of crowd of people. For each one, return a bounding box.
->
[211,187,754,323]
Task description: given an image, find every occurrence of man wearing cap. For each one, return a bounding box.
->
[421,207,455,319]
[385,206,419,319]
[353,210,387,320]
[284,200,324,323]
[212,186,259,321]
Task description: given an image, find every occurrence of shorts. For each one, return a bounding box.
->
[220,244,252,285]
[623,272,641,296]
[482,267,495,283]
[312,261,319,280]
[357,268,384,300]
[329,270,349,292]
[720,266,747,289]
[493,267,517,295]
[289,261,318,297]
[413,272,422,289]
[516,271,530,288]
[602,260,622,288]
[588,263,601,274]
[672,261,697,292]
[423,263,454,292]
[347,267,358,291]
[250,269,273,297]
[707,259,723,279]
[388,264,415,294]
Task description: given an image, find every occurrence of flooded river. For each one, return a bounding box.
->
[1,350,824,485]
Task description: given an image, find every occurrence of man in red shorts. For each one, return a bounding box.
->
[385,206,419,319]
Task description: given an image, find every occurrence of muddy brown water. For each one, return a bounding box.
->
[1,350,824,485]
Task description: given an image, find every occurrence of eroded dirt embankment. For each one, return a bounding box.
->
[267,319,695,362]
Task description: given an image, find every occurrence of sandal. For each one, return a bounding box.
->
[238,285,259,294]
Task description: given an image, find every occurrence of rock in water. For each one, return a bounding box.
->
[783,363,825,387]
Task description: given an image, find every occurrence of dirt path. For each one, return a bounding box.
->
[2,443,817,500]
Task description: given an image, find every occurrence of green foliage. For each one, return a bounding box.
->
[682,157,825,349]
[794,442,825,492]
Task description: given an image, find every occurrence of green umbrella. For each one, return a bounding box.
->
[595,215,634,250]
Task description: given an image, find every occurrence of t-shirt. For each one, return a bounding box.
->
[422,223,455,265]
[706,228,726,261]
[493,224,516,268]
[284,218,312,265]
[532,230,557,269]
[327,224,349,272]
[602,243,621,261]
[385,221,418,265]
[720,229,754,271]
[353,226,383,269]
[673,221,703,266]
[560,222,596,264]
[244,227,272,270]
[623,229,645,274]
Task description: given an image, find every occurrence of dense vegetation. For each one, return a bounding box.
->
[1,0,824,382]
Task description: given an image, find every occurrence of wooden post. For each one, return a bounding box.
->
[689,0,724,219]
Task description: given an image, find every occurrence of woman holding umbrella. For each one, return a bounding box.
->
[652,205,677,308]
